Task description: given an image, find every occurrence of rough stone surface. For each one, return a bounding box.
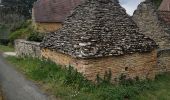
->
[15,39,41,57]
[157,48,170,73]
[42,49,157,83]
[133,0,170,49]
[41,0,157,59]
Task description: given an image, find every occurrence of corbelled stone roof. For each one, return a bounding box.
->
[41,0,157,59]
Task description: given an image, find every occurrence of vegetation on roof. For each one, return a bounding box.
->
[152,0,162,8]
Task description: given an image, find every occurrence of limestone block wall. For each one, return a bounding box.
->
[15,39,41,57]
[42,49,157,83]
[33,22,62,33]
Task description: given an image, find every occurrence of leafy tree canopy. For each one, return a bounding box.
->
[2,0,37,18]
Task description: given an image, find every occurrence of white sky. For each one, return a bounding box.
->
[119,0,145,15]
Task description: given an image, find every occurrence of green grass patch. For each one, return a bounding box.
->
[6,56,170,100]
[0,45,14,52]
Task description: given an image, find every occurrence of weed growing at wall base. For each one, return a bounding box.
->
[6,56,170,100]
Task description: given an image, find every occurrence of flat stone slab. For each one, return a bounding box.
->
[3,52,16,57]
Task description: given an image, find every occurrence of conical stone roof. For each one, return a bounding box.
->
[41,0,157,59]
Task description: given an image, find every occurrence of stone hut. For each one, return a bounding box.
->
[133,0,170,49]
[41,0,157,83]
[32,0,82,33]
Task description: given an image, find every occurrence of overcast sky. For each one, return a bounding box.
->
[119,0,145,15]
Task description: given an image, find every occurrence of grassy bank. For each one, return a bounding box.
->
[0,45,14,52]
[6,56,170,100]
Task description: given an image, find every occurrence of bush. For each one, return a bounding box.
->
[8,20,33,43]
[27,32,44,42]
[8,28,30,43]
[8,20,45,43]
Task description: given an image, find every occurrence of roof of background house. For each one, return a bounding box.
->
[33,0,82,23]
[40,0,157,59]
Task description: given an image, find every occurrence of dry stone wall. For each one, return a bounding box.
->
[42,49,157,83]
[15,39,41,57]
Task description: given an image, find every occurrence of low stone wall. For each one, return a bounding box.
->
[15,39,41,57]
[42,49,157,83]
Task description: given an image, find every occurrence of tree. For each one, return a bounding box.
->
[2,0,37,18]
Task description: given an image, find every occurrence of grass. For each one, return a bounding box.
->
[135,73,170,100]
[0,45,14,52]
[0,86,2,100]
[5,56,170,100]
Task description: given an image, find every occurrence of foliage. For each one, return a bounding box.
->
[8,20,44,43]
[2,0,37,18]
[27,32,44,42]
[8,28,30,43]
[0,25,9,39]
[152,0,162,8]
[6,56,170,100]
[0,45,14,52]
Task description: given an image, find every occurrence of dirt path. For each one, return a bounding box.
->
[0,55,49,100]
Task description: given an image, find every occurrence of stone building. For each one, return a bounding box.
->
[40,0,157,83]
[133,0,170,49]
[32,0,82,33]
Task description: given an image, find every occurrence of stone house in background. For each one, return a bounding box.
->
[32,0,82,33]
[133,0,170,49]
[41,0,157,83]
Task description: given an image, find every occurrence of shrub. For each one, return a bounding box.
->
[8,20,33,43]
[8,28,30,43]
[8,20,45,43]
[27,32,44,42]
